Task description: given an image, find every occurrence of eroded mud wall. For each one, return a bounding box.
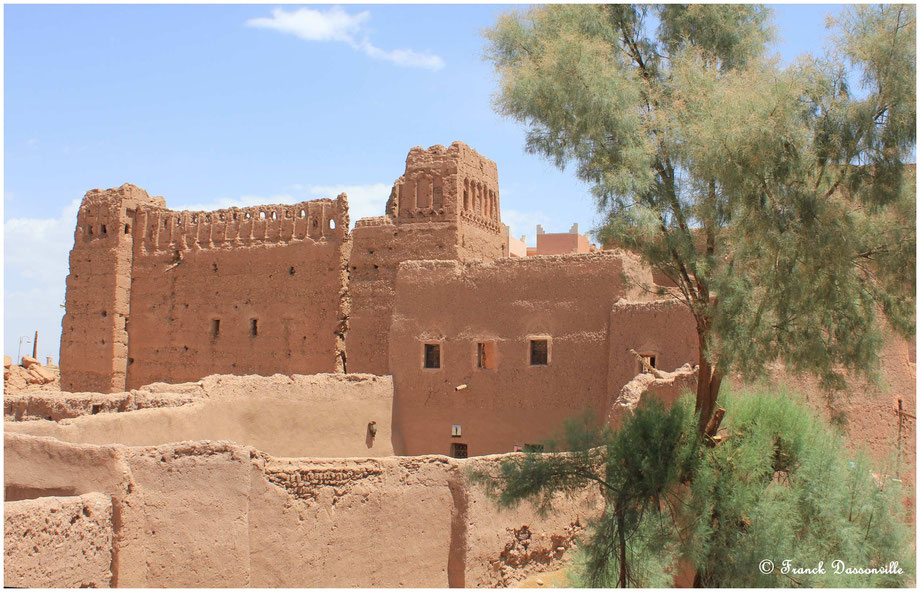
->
[6,374,395,458]
[60,185,165,393]
[4,434,601,588]
[389,252,654,457]
[124,197,350,389]
[4,493,114,588]
[347,142,505,375]
[606,299,699,402]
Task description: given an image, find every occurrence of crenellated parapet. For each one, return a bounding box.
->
[136,194,349,253]
[385,141,501,233]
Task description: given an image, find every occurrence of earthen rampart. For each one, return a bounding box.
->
[6,373,395,459]
[61,142,509,390]
[4,492,114,588]
[4,433,601,588]
[346,142,505,374]
[388,251,670,456]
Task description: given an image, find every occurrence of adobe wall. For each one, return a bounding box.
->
[388,251,656,457]
[5,373,395,458]
[4,433,602,588]
[607,364,698,430]
[347,142,505,374]
[736,325,917,497]
[60,185,165,393]
[534,232,591,256]
[348,218,463,374]
[4,492,114,588]
[607,299,699,401]
[4,387,203,422]
[125,196,350,389]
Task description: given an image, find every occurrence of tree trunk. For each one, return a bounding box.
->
[617,500,628,588]
[695,330,723,434]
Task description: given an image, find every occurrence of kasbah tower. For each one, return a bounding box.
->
[55,141,914,464]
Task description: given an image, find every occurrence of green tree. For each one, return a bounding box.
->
[472,389,914,587]
[484,4,916,431]
[471,404,698,587]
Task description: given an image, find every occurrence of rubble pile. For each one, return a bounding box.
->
[4,355,60,392]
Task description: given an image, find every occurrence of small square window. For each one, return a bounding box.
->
[530,339,548,366]
[250,319,259,337]
[424,343,441,369]
[211,319,220,337]
[451,443,468,458]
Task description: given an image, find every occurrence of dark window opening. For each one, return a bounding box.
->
[124,224,130,234]
[523,444,545,453]
[212,263,218,272]
[127,357,134,366]
[477,342,496,369]
[250,319,259,337]
[450,443,468,459]
[424,343,441,369]
[91,404,101,415]
[100,225,107,234]
[530,339,548,366]
[289,266,296,276]
[211,319,220,337]
[88,226,94,235]
[101,310,107,317]
[641,354,657,373]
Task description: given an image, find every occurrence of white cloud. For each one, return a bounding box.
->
[5,198,80,285]
[307,183,390,226]
[501,208,552,247]
[4,198,80,361]
[246,7,445,71]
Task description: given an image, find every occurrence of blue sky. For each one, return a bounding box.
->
[4,3,846,363]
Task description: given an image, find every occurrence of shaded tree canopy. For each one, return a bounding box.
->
[471,389,914,587]
[484,4,916,427]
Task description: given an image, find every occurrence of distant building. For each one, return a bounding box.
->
[59,141,696,457]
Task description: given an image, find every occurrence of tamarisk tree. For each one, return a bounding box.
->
[485,4,916,430]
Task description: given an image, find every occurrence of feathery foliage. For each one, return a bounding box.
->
[471,388,914,587]
[484,4,916,428]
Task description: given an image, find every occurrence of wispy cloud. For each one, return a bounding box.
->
[246,7,445,71]
[501,208,552,246]
[307,183,390,225]
[2,183,391,359]
[4,198,81,360]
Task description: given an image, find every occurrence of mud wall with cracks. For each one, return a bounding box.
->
[388,252,657,457]
[125,196,351,390]
[5,373,395,458]
[4,433,602,588]
[4,492,115,588]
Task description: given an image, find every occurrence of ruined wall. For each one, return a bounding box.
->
[348,218,463,374]
[60,187,351,393]
[607,299,699,403]
[389,252,656,457]
[4,492,114,588]
[347,142,505,374]
[60,185,165,393]
[6,374,395,458]
[735,325,917,497]
[607,364,698,430]
[125,196,350,389]
[4,433,602,588]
